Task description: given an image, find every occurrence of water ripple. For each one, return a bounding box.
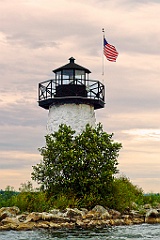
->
[0,224,160,240]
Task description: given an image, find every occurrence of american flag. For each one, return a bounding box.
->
[104,38,118,62]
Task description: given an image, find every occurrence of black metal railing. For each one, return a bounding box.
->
[38,78,105,102]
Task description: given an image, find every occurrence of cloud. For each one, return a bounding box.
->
[0,151,39,169]
[123,129,160,141]
[0,124,45,152]
[0,168,37,191]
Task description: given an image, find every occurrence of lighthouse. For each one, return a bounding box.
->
[38,57,105,135]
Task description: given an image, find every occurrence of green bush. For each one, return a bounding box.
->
[50,193,79,210]
[108,175,144,212]
[1,179,160,213]
[12,191,48,212]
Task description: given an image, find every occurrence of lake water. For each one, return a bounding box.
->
[0,224,160,240]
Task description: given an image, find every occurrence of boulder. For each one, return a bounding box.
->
[109,209,121,219]
[82,210,99,220]
[92,205,109,213]
[132,217,145,224]
[41,213,56,221]
[144,204,152,209]
[44,214,71,223]
[1,217,19,225]
[49,208,84,220]
[145,209,160,224]
[25,212,42,222]
[16,213,28,222]
[0,223,18,230]
[92,205,111,220]
[76,219,88,228]
[49,209,61,215]
[48,222,62,228]
[63,208,84,219]
[83,205,111,220]
[87,219,106,228]
[112,219,124,226]
[16,222,35,231]
[59,222,75,229]
[35,221,49,229]
[146,209,159,218]
[0,207,20,220]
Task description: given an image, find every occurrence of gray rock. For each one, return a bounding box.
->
[0,207,20,220]
[146,209,159,218]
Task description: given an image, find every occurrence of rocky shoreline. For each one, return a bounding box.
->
[0,205,160,231]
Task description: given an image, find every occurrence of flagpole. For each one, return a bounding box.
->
[102,28,105,83]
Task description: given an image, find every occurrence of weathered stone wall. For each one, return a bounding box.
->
[47,103,96,135]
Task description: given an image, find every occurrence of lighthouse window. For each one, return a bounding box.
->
[75,70,85,80]
[55,71,62,85]
[55,71,61,79]
[63,70,74,80]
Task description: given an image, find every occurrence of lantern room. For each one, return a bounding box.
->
[53,57,90,82]
[38,57,105,110]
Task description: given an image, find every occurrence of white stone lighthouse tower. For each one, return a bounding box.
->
[38,57,105,135]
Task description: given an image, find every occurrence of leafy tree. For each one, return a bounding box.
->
[0,186,18,208]
[19,181,34,192]
[32,124,122,203]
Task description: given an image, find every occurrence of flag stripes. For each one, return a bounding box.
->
[104,38,118,62]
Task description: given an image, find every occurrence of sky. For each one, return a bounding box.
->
[0,0,160,192]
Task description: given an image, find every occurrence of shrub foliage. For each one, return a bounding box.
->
[31,123,122,204]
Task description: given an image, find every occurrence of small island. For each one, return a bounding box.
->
[0,125,160,231]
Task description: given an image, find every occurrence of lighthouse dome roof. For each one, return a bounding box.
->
[52,57,91,74]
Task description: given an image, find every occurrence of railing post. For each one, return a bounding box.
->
[46,83,47,99]
[38,83,41,101]
[98,81,100,100]
[50,80,52,98]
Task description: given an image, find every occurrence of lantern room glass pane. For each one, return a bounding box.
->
[55,71,62,85]
[55,71,61,80]
[63,70,74,80]
[75,70,85,80]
